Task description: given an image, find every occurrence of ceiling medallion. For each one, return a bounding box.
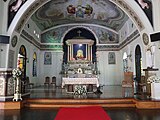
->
[11,35,18,47]
[142,33,149,45]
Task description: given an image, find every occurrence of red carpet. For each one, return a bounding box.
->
[55,106,111,120]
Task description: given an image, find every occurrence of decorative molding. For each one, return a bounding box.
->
[119,30,140,49]
[22,29,139,51]
[16,0,47,33]
[112,0,144,31]
[97,30,140,51]
[21,30,63,51]
[21,30,41,49]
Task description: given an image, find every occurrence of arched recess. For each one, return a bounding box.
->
[62,27,97,63]
[135,45,142,92]
[17,45,27,81]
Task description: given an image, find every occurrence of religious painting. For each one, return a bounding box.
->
[108,52,116,64]
[8,0,27,28]
[41,26,69,43]
[44,52,52,65]
[90,26,119,44]
[31,0,127,31]
[67,4,93,18]
[73,44,86,60]
[135,0,153,26]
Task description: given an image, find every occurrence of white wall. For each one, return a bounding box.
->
[0,1,3,34]
[0,44,8,68]
[119,19,136,42]
[24,19,41,42]
[9,34,41,86]
[39,51,63,86]
[97,51,123,86]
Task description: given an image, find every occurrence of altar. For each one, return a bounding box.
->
[62,77,99,93]
[61,38,99,93]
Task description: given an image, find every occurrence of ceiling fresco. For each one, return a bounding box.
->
[41,25,119,44]
[31,0,128,32]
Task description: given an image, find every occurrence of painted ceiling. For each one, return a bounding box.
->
[31,0,128,32]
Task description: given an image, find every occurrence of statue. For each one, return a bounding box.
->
[76,49,84,59]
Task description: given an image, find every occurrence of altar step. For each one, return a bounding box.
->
[24,98,136,108]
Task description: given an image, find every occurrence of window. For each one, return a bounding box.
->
[32,52,37,76]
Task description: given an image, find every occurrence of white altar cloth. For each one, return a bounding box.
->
[62,77,99,88]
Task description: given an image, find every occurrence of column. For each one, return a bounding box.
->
[68,45,69,61]
[69,44,71,61]
[71,44,73,60]
[86,44,87,60]
[91,46,92,62]
[88,45,90,61]
[152,0,160,31]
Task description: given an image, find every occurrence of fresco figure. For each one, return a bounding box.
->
[137,0,149,9]
[10,0,24,12]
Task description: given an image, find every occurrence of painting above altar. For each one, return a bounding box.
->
[66,39,94,62]
[73,44,86,60]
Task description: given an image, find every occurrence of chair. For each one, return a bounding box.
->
[51,76,56,87]
[44,76,50,87]
[122,72,134,96]
[25,76,34,89]
[139,76,146,93]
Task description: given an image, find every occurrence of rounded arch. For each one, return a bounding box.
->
[111,0,153,33]
[61,26,98,44]
[62,27,97,63]
[7,0,153,37]
[135,44,142,93]
[18,45,27,81]
[7,0,50,35]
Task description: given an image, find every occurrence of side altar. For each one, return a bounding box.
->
[61,39,99,93]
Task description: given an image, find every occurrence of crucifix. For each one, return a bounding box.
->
[77,30,82,37]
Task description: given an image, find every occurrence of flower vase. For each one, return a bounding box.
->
[13,77,22,101]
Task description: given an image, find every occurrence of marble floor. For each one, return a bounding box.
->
[0,85,159,120]
[28,85,150,100]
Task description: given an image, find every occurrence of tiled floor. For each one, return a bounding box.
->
[29,85,134,99]
[0,85,159,120]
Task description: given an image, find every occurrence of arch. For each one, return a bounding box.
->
[61,26,98,44]
[135,44,142,92]
[62,27,97,63]
[18,45,27,80]
[7,0,152,37]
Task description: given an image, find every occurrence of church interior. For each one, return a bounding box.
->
[1,0,160,119]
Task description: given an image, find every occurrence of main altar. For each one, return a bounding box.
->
[61,39,99,93]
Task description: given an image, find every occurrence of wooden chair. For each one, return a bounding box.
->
[44,76,50,87]
[25,76,34,89]
[51,76,56,87]
[122,72,134,96]
[139,76,146,93]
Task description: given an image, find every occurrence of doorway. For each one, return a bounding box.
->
[135,45,142,93]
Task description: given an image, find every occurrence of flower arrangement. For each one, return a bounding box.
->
[74,85,87,95]
[147,75,160,84]
[12,68,22,80]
